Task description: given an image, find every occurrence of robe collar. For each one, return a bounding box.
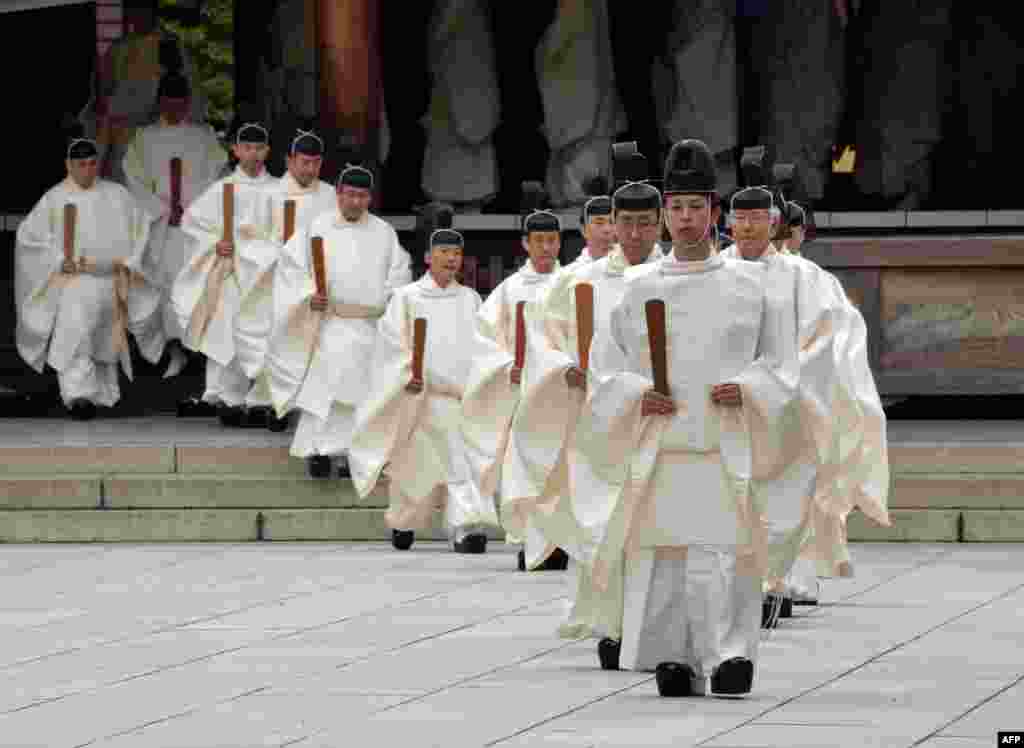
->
[660,251,724,276]
[722,242,779,263]
[417,272,462,297]
[280,171,324,195]
[606,244,663,277]
[333,209,371,230]
[63,176,97,193]
[231,165,272,185]
[519,258,559,284]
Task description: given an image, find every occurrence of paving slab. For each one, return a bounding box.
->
[0,542,1020,748]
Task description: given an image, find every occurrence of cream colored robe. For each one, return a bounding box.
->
[536,0,625,207]
[572,254,800,634]
[721,244,889,580]
[234,174,338,383]
[460,260,561,505]
[506,245,662,637]
[122,120,227,344]
[172,167,277,369]
[349,275,500,532]
[15,178,162,403]
[266,210,412,455]
[421,0,499,203]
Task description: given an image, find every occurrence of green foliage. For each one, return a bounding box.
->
[158,0,234,131]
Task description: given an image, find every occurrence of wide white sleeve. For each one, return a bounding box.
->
[122,132,164,219]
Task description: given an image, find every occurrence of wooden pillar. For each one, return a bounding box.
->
[317,0,381,149]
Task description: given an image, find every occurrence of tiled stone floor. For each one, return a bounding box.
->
[0,542,1021,747]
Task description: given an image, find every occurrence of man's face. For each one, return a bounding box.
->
[159,96,190,125]
[337,185,372,222]
[582,214,615,255]
[427,244,463,287]
[288,153,323,188]
[522,231,560,274]
[614,208,660,265]
[731,209,775,253]
[67,157,99,190]
[664,194,718,244]
[231,142,269,177]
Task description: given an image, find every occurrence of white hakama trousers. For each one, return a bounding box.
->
[620,546,762,678]
[244,372,273,409]
[290,403,357,458]
[387,396,499,539]
[202,357,250,407]
[58,355,121,408]
[560,553,626,640]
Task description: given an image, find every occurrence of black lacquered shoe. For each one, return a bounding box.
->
[453,533,487,554]
[780,597,794,618]
[391,529,415,551]
[267,412,290,432]
[217,404,244,427]
[517,549,526,571]
[762,594,783,629]
[69,400,96,421]
[535,547,569,571]
[656,662,696,697]
[307,455,332,478]
[710,657,754,697]
[598,638,621,671]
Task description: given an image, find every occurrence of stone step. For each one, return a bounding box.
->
[0,508,507,544]
[891,474,1024,509]
[847,508,1024,542]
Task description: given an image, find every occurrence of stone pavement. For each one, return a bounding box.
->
[1,542,1021,748]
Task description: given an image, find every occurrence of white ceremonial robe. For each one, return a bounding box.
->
[460,260,561,566]
[536,0,625,207]
[574,253,796,685]
[123,120,227,357]
[172,166,277,407]
[421,0,500,204]
[266,210,412,458]
[235,174,338,408]
[506,245,662,638]
[15,178,163,407]
[721,244,890,586]
[349,275,500,538]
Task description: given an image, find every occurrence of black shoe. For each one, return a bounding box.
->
[244,406,270,428]
[780,597,794,618]
[710,657,754,697]
[762,595,783,629]
[178,397,217,418]
[656,662,696,697]
[598,638,621,671]
[517,549,526,572]
[267,412,290,433]
[391,529,415,551]
[336,458,351,479]
[217,404,244,428]
[453,533,487,554]
[534,547,569,571]
[307,455,332,479]
[69,400,97,421]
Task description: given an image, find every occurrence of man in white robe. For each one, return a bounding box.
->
[461,210,567,571]
[573,140,796,698]
[266,166,412,478]
[123,72,227,380]
[15,136,163,418]
[566,195,616,270]
[349,229,500,552]
[235,129,338,431]
[172,121,278,426]
[507,182,664,640]
[721,187,889,618]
